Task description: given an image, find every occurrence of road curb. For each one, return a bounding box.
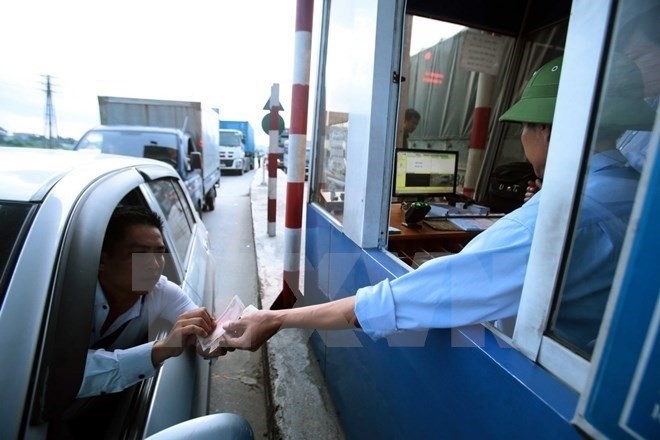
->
[249,167,345,439]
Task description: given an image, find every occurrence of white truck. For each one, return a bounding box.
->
[76,97,222,212]
[218,128,249,174]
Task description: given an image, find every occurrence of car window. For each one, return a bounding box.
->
[0,202,37,306]
[147,179,193,264]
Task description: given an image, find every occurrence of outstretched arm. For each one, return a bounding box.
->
[221,296,359,351]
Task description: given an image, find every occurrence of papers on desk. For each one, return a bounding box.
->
[426,203,456,218]
[424,219,462,231]
[447,217,499,231]
[426,203,491,218]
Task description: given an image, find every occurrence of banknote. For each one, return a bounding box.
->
[198,296,258,352]
[240,304,259,317]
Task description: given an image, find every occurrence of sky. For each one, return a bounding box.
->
[0,0,301,146]
[0,0,460,146]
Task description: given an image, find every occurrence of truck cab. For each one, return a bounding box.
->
[74,125,206,213]
[219,128,248,174]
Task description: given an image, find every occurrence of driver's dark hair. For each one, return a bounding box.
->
[102,206,164,254]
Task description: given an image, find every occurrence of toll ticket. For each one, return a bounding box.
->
[198,296,258,352]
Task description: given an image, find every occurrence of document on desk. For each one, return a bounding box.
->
[448,217,499,231]
[424,219,462,231]
[426,204,455,218]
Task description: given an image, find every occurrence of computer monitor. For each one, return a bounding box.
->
[393,149,458,200]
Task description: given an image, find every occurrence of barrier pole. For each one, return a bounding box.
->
[267,83,280,237]
[271,0,314,310]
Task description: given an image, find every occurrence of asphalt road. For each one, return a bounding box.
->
[201,169,271,438]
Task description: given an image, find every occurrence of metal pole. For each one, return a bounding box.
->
[271,0,314,310]
[267,84,280,237]
[463,72,495,199]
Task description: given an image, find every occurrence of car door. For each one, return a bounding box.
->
[137,174,214,436]
[16,165,153,438]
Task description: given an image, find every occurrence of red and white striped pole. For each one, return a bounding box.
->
[268,83,280,237]
[271,0,313,310]
[463,72,495,199]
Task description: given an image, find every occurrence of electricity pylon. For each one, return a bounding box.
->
[42,75,58,148]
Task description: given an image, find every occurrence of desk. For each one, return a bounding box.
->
[388,203,483,267]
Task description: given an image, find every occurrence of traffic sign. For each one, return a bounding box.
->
[262,114,285,134]
[263,98,285,111]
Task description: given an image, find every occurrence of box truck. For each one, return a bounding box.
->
[219,120,255,171]
[218,128,249,174]
[75,97,221,212]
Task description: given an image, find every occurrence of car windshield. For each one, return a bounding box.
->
[0,202,37,306]
[76,130,179,161]
[220,132,242,147]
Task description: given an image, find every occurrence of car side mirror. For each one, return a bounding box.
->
[189,152,202,170]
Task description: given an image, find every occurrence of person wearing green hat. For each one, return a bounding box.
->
[542,54,653,353]
[216,56,653,354]
[615,3,660,173]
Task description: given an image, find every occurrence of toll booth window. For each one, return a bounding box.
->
[483,21,567,214]
[548,1,659,359]
[396,17,514,200]
[311,0,357,222]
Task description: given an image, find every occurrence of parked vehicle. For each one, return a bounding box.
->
[0,147,222,438]
[277,128,288,169]
[75,96,221,212]
[220,120,256,170]
[282,138,312,180]
[218,128,249,174]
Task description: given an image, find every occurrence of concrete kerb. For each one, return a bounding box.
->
[250,166,345,440]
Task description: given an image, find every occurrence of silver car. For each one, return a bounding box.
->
[0,147,230,438]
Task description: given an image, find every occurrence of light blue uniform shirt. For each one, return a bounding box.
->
[617,95,658,172]
[355,150,638,341]
[77,276,196,398]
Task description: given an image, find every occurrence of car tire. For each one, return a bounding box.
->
[205,187,216,211]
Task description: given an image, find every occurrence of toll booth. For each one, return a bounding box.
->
[302,0,659,438]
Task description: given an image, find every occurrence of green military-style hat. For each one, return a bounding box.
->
[499,57,562,124]
[599,54,655,130]
[500,55,655,130]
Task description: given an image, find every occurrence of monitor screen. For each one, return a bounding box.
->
[393,150,458,198]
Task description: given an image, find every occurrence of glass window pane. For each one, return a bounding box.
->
[148,179,193,262]
[0,202,36,305]
[483,21,567,214]
[549,1,659,358]
[396,17,515,202]
[311,0,361,222]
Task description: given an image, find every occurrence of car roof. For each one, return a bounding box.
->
[0,146,170,202]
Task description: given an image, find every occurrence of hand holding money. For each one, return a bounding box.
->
[198,296,259,354]
[219,308,283,352]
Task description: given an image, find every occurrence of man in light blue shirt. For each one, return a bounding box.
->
[220,56,654,354]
